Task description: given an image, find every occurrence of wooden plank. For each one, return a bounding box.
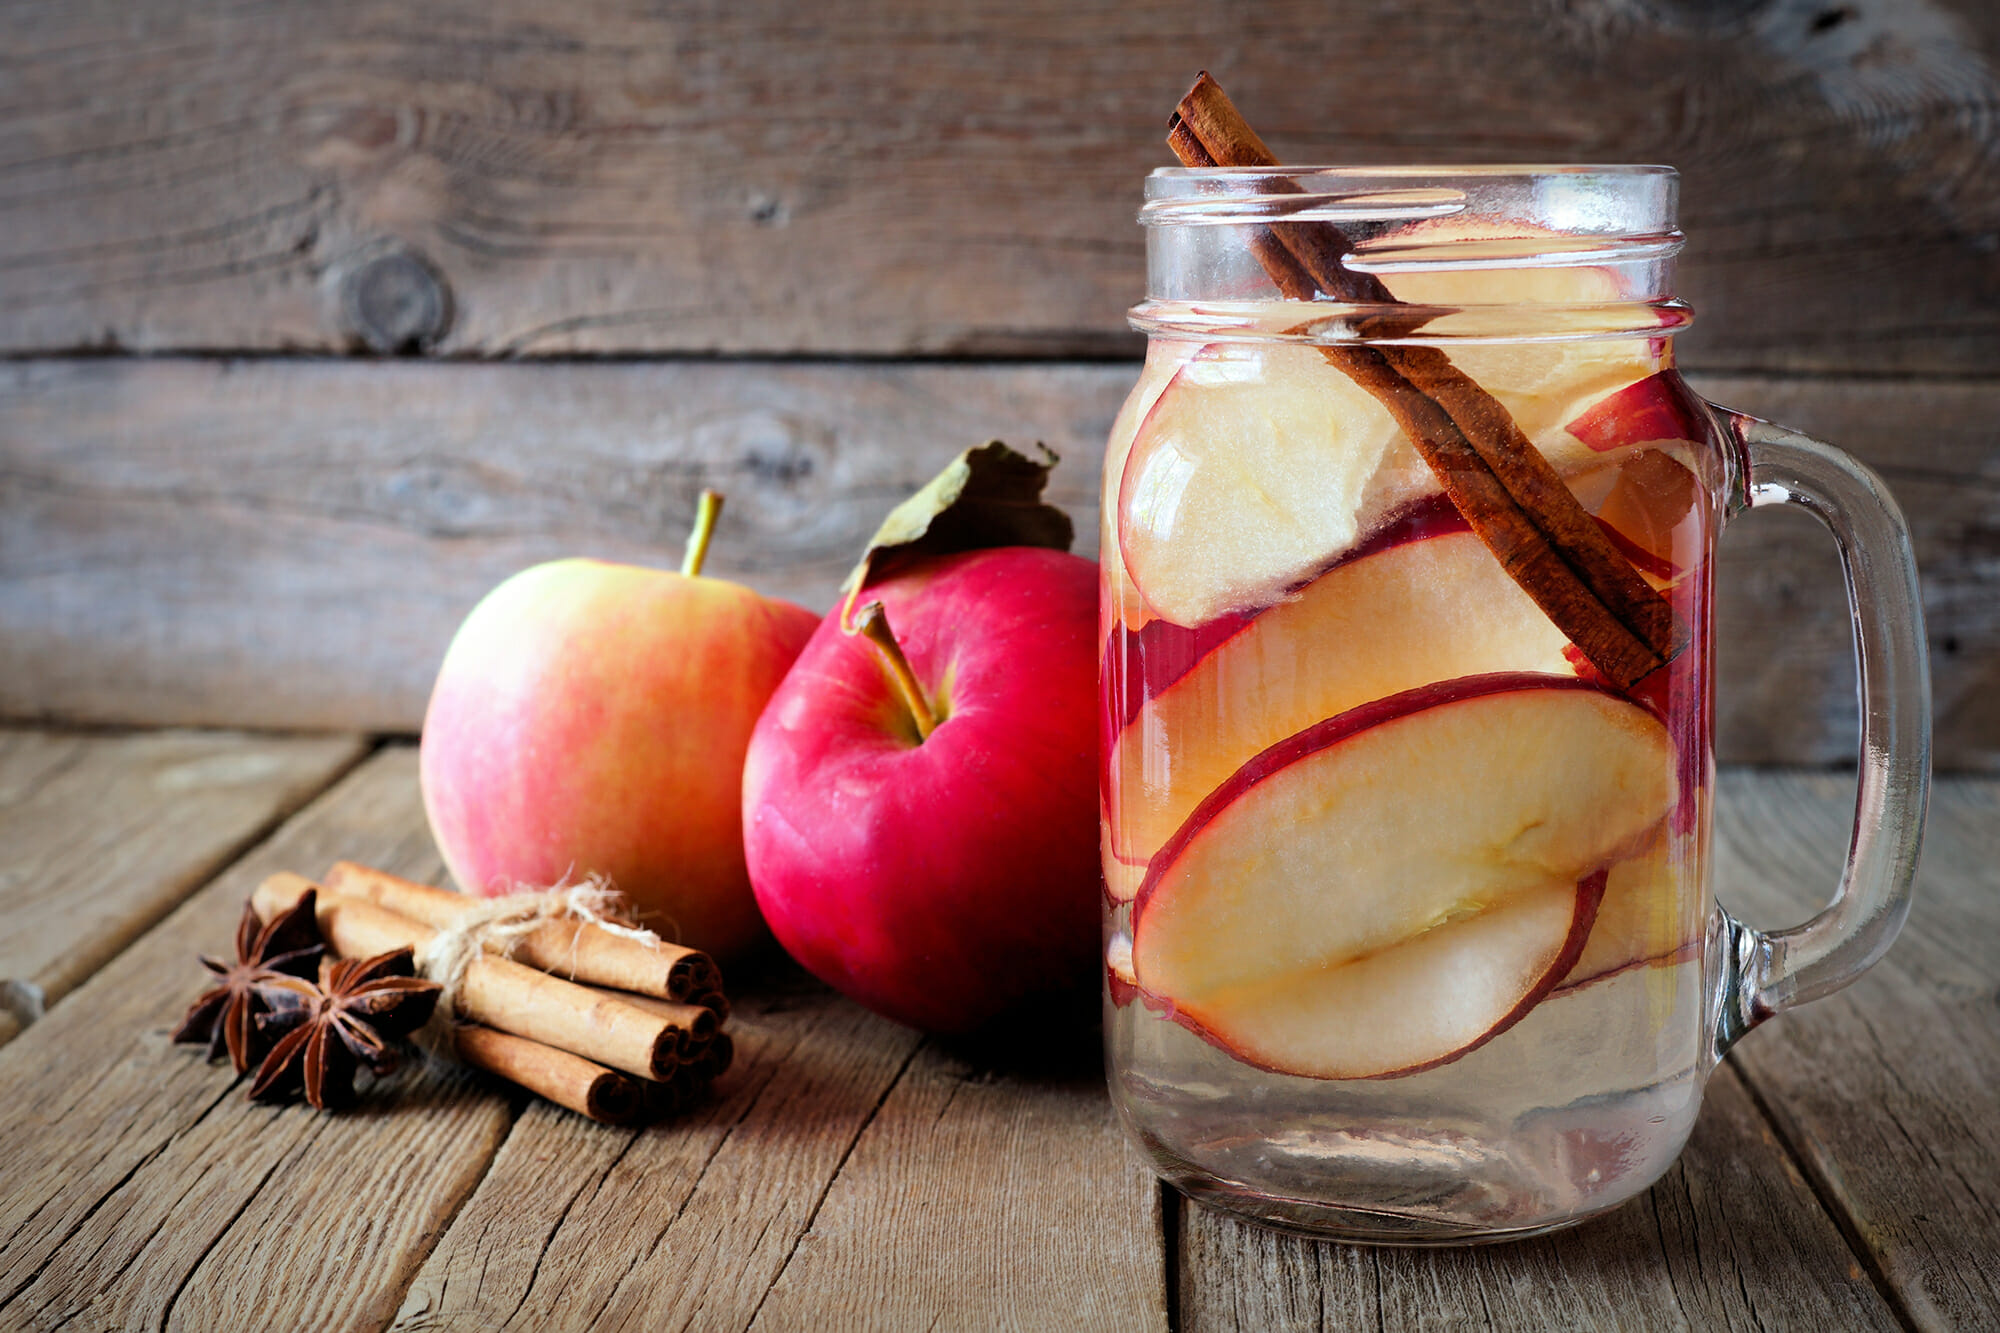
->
[3,359,1993,770]
[1177,1062,1898,1331]
[1699,376,2000,769]
[1717,771,2000,1332]
[2,1,1996,372]
[0,358,1123,733]
[747,1040,1169,1331]
[390,978,924,1331]
[0,727,366,1041]
[0,748,512,1332]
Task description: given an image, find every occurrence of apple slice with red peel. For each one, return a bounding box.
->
[1119,342,1408,627]
[1103,495,1468,732]
[1118,340,1670,628]
[1557,827,1704,992]
[1102,602,1259,734]
[1106,519,1577,869]
[1131,675,1675,1079]
[1563,371,1708,454]
[1156,874,1606,1079]
[1102,339,1203,641]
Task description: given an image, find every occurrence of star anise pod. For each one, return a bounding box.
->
[172,890,325,1073]
[248,948,442,1110]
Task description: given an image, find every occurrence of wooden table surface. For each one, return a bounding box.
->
[0,729,1993,1331]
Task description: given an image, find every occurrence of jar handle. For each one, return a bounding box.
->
[1707,407,1932,1057]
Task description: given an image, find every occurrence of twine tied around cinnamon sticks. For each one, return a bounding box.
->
[251,864,733,1126]
[409,874,664,1024]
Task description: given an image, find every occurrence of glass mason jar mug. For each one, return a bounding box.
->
[1100,165,1931,1243]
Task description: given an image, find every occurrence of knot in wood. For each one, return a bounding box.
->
[341,248,453,354]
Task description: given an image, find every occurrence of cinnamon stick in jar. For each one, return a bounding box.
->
[322,861,719,1002]
[253,873,686,1081]
[454,1024,642,1125]
[1166,73,1688,690]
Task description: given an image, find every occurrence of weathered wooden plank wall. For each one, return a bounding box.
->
[0,0,1993,764]
[6,0,1997,370]
[2,361,1991,767]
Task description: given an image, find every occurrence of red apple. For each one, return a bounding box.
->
[420,494,818,960]
[742,546,1100,1033]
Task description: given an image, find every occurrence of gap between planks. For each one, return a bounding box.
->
[0,727,376,1046]
[1724,1051,1921,1333]
[10,744,1981,1329]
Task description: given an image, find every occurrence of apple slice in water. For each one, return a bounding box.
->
[1099,821,1146,907]
[1105,509,1576,871]
[1558,827,1704,992]
[1119,342,1407,627]
[1101,339,1202,642]
[1562,371,1709,454]
[1131,675,1675,1079]
[1117,298,1665,628]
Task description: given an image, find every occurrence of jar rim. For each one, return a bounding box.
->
[1148,163,1679,177]
[1137,163,1685,341]
[1141,164,1679,230]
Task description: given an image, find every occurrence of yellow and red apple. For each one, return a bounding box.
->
[419,494,818,960]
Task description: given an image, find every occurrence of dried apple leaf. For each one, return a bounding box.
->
[839,440,1074,629]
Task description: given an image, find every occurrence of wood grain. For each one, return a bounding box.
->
[392,977,925,1332]
[1699,375,2000,770]
[0,734,1990,1324]
[0,358,1120,733]
[2,1,1996,371]
[1177,1064,1898,1331]
[0,748,509,1333]
[2,359,1991,769]
[748,1038,1169,1331]
[1717,770,2000,1332]
[0,727,365,1043]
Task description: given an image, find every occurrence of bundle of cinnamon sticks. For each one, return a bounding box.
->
[252,863,732,1125]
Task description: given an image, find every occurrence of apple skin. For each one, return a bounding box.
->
[420,557,820,961]
[1102,495,1469,731]
[1156,871,1608,1082]
[742,547,1101,1034]
[1564,371,1707,453]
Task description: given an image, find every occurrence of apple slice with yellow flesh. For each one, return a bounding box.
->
[1117,331,1664,629]
[1557,827,1705,992]
[1105,509,1577,871]
[1131,675,1675,1079]
[1118,342,1409,627]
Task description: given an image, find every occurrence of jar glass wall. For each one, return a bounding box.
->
[1101,166,1728,1242]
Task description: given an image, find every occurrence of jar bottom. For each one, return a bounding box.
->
[1121,1071,1701,1246]
[1165,1167,1645,1247]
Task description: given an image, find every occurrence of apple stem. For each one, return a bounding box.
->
[680,489,724,578]
[854,601,938,741]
